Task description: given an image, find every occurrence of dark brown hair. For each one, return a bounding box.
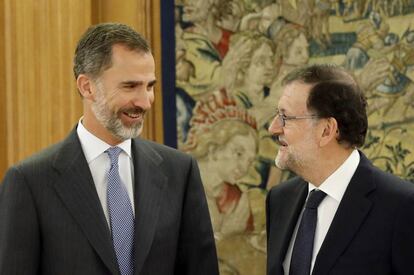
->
[282,64,368,147]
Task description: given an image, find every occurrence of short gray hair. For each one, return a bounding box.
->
[73,22,150,80]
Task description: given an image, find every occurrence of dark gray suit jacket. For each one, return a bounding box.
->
[0,128,219,275]
[266,152,414,275]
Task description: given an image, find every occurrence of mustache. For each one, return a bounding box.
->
[120,107,146,115]
[275,135,288,146]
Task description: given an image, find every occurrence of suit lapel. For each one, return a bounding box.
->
[268,178,308,274]
[312,153,376,275]
[52,129,120,275]
[131,139,167,275]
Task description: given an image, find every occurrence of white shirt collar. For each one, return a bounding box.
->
[309,149,360,202]
[76,118,132,164]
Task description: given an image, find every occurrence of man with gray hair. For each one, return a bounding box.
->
[0,23,218,275]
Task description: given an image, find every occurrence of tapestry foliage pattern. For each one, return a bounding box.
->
[174,0,414,274]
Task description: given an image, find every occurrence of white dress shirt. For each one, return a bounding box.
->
[283,150,360,275]
[76,120,135,227]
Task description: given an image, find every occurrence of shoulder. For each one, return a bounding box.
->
[370,165,414,200]
[10,141,65,175]
[132,139,203,191]
[135,138,191,157]
[354,155,414,217]
[3,128,80,182]
[268,176,306,200]
[134,138,194,166]
[1,140,68,193]
[357,151,414,199]
[266,176,308,219]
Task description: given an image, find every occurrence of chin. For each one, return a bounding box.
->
[275,154,289,170]
[111,125,143,141]
[275,161,286,170]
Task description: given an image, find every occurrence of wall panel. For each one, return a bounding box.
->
[0,0,6,180]
[3,0,91,170]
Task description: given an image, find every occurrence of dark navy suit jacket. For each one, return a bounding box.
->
[0,128,218,275]
[266,152,414,275]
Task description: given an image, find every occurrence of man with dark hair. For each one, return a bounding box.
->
[266,64,414,275]
[0,23,218,275]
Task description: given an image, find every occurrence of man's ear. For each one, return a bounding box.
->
[76,74,95,100]
[319,117,339,147]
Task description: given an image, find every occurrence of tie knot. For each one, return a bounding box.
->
[105,147,123,166]
[305,189,326,209]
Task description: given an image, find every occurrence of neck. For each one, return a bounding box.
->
[301,148,354,186]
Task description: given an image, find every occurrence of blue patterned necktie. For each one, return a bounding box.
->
[289,189,327,275]
[106,147,135,275]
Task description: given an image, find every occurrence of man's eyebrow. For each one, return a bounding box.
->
[119,79,157,86]
[120,80,141,86]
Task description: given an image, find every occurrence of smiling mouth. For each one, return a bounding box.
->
[123,112,141,119]
[120,109,146,124]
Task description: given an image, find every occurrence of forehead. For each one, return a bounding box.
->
[103,44,155,79]
[110,44,154,66]
[278,81,313,114]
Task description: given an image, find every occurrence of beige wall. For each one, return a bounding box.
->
[0,0,164,180]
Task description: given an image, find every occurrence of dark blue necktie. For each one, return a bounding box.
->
[106,147,135,275]
[289,189,327,275]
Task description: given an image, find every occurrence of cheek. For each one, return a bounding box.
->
[297,134,317,151]
[101,96,117,111]
[108,99,125,112]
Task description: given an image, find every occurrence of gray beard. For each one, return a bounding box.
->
[91,89,143,141]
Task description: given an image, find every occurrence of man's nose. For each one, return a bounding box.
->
[133,90,153,110]
[268,116,283,135]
